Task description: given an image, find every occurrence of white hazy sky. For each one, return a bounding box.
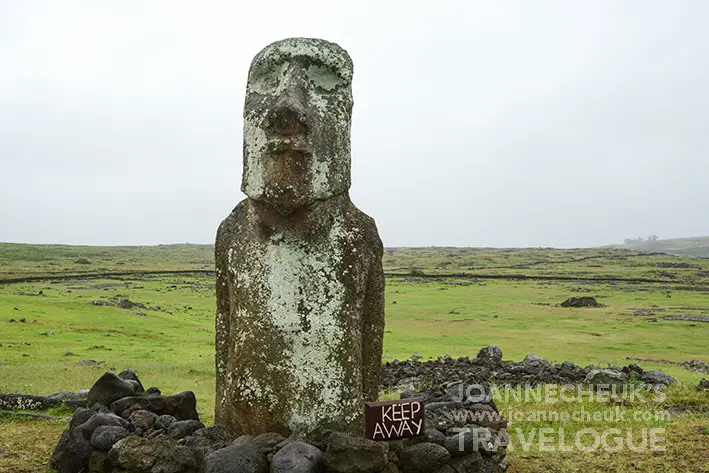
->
[1,1,707,248]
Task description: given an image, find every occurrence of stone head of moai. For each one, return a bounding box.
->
[241,37,353,213]
[215,38,384,441]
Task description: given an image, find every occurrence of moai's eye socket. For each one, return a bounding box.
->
[306,64,346,91]
[249,62,287,93]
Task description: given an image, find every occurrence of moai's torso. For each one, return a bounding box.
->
[215,195,383,439]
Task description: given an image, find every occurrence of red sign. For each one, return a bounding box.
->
[365,397,425,441]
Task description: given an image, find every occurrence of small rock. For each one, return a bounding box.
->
[641,370,676,386]
[324,432,387,473]
[90,425,130,451]
[81,413,131,439]
[168,420,205,439]
[585,369,628,390]
[128,410,157,431]
[271,441,324,473]
[400,442,450,473]
[88,450,113,473]
[252,431,286,454]
[154,414,177,431]
[203,442,268,473]
[476,346,503,367]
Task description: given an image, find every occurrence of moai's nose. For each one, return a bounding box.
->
[269,67,309,136]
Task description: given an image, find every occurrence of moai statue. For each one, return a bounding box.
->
[215,38,385,440]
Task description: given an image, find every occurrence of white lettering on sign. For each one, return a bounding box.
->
[370,401,424,440]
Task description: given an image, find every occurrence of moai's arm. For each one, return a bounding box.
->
[361,234,385,402]
[214,223,231,418]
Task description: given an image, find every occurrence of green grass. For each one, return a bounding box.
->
[0,245,708,472]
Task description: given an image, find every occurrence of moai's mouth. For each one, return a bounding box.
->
[266,139,310,156]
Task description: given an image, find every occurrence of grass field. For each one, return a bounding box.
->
[1,243,708,472]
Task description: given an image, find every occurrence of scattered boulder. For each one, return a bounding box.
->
[560,297,601,308]
[641,370,676,386]
[476,345,502,368]
[87,372,137,407]
[698,379,709,391]
[585,369,628,390]
[622,364,644,378]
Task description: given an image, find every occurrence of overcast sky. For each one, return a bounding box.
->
[1,1,707,248]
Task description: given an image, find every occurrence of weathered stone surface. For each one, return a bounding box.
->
[151,444,200,473]
[324,432,388,473]
[270,441,324,473]
[585,369,628,390]
[253,431,287,454]
[50,427,94,473]
[109,435,174,472]
[560,296,601,307]
[642,370,676,386]
[215,37,384,439]
[168,420,205,439]
[87,372,137,407]
[155,414,178,431]
[446,452,484,473]
[128,409,158,431]
[193,424,235,444]
[88,450,113,473]
[118,369,145,393]
[203,442,268,473]
[90,425,130,451]
[400,442,451,473]
[111,391,199,421]
[81,413,131,439]
[476,346,502,368]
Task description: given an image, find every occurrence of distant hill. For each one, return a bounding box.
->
[610,236,709,258]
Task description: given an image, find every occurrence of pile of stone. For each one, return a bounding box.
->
[91,297,160,312]
[560,296,602,308]
[380,346,676,391]
[50,370,509,473]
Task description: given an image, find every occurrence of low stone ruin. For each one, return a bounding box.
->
[380,346,676,390]
[560,296,602,308]
[50,369,509,473]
